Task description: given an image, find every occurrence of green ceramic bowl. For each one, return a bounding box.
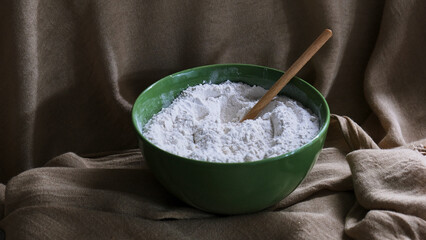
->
[132,64,330,215]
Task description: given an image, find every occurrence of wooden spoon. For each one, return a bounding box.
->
[240,29,333,122]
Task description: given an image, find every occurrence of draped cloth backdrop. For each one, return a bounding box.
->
[0,0,425,239]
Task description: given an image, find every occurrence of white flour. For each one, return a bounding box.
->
[143,81,319,163]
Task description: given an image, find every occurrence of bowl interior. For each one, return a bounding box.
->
[133,64,329,146]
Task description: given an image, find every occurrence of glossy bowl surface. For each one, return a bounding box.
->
[132,64,330,214]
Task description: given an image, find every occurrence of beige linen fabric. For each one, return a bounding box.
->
[345,149,426,239]
[0,127,424,239]
[0,0,391,182]
[0,0,425,239]
[0,148,355,239]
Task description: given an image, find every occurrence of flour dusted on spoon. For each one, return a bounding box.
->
[143,81,319,163]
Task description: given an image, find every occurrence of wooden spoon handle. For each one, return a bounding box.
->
[240,29,332,122]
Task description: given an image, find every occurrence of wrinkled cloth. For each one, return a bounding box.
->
[0,125,425,239]
[2,0,426,182]
[0,0,426,239]
[345,149,426,239]
[0,146,355,239]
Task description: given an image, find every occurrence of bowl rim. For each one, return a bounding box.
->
[131,63,330,166]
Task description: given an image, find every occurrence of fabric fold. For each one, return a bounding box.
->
[345,148,426,239]
[273,147,352,210]
[1,116,425,239]
[345,202,426,240]
[363,0,426,149]
[0,151,356,239]
[3,155,212,221]
[347,149,426,220]
[331,114,379,151]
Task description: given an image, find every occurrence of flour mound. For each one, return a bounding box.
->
[143,81,320,163]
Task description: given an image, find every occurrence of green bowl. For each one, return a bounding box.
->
[132,64,330,215]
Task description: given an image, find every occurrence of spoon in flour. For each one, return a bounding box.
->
[240,29,333,122]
